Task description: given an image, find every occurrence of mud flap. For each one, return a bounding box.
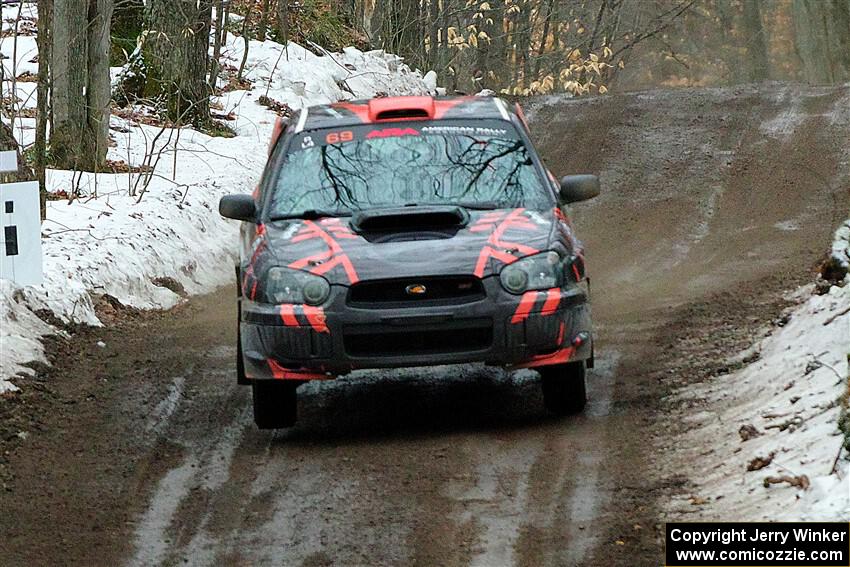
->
[236,266,251,385]
[586,276,594,369]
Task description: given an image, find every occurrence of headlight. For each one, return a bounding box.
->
[500,251,563,294]
[265,267,331,305]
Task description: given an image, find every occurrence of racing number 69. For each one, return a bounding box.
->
[326,131,354,144]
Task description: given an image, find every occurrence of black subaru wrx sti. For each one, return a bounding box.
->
[219,95,599,428]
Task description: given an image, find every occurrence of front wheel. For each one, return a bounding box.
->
[540,361,587,415]
[252,380,298,429]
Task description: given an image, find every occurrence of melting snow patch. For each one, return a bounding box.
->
[832,219,850,272]
[761,90,805,138]
[667,266,850,521]
[774,219,800,232]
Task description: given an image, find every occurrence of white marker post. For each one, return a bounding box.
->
[0,151,43,286]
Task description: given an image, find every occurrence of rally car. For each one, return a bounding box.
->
[219,95,599,429]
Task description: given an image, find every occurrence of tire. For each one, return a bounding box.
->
[540,361,587,415]
[252,380,298,429]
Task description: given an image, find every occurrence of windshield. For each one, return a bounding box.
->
[268,121,551,218]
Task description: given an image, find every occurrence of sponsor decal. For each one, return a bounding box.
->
[241,237,268,300]
[279,304,330,334]
[511,291,538,323]
[471,208,539,277]
[510,287,561,323]
[366,127,420,139]
[325,130,354,144]
[420,125,509,137]
[289,219,360,283]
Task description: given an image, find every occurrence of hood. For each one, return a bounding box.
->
[262,207,571,285]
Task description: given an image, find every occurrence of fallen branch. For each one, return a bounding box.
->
[763,474,810,490]
[824,305,850,326]
[831,443,843,476]
[764,415,804,432]
[809,355,844,382]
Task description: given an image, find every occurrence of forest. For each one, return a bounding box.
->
[0,0,846,231]
[2,0,849,193]
[353,0,850,93]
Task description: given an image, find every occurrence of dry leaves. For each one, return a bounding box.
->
[15,71,37,83]
[257,95,293,117]
[739,424,761,441]
[747,451,775,471]
[104,159,151,174]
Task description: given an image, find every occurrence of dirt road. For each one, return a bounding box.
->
[1,84,847,566]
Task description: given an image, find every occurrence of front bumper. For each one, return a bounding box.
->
[240,277,592,380]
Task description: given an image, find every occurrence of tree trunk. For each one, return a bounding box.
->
[428,0,440,71]
[517,3,531,87]
[210,0,225,91]
[220,0,230,47]
[742,0,769,81]
[714,0,744,83]
[35,0,52,219]
[88,0,113,165]
[258,0,270,40]
[145,0,213,127]
[237,10,251,80]
[487,1,507,90]
[51,0,113,171]
[793,0,850,84]
[440,0,451,82]
[277,0,290,46]
[533,0,556,79]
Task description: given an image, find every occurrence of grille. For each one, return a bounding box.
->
[347,276,485,308]
[344,325,493,357]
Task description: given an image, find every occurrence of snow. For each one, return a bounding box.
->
[832,219,850,271]
[0,12,429,391]
[666,234,850,520]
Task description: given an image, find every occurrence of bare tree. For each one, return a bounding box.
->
[210,0,226,91]
[50,0,114,171]
[237,9,252,81]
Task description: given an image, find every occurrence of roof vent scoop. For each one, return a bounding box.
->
[350,206,468,234]
[368,96,436,122]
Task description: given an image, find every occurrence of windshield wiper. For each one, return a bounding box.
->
[269,209,353,221]
[397,201,501,210]
[449,201,503,210]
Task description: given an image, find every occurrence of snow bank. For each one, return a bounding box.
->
[667,231,850,520]
[0,16,429,391]
[832,219,850,273]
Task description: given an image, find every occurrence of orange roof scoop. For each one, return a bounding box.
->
[367,96,436,121]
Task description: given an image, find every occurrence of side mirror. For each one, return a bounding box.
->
[219,194,257,222]
[559,174,600,204]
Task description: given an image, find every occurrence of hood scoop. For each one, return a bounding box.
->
[350,206,469,242]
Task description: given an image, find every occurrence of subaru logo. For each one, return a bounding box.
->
[405,283,427,296]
